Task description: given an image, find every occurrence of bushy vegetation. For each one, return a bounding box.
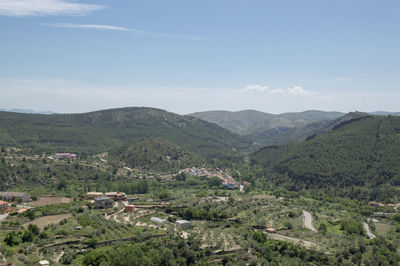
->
[109,138,204,172]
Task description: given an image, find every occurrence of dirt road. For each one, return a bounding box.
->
[303,210,318,232]
[269,233,323,250]
[363,222,376,239]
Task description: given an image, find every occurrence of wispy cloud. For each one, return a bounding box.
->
[0,0,104,17]
[242,85,311,96]
[41,23,130,32]
[41,22,206,40]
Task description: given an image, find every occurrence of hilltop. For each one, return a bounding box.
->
[189,110,344,145]
[251,113,400,200]
[0,107,251,159]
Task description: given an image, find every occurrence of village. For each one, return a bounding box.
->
[179,167,251,190]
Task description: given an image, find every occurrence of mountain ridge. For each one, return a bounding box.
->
[189,109,344,145]
[0,107,251,159]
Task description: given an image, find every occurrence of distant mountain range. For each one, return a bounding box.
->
[189,110,345,145]
[0,108,55,114]
[0,107,251,159]
[369,111,400,116]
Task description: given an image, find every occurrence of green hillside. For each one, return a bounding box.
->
[189,110,344,145]
[251,114,400,200]
[0,107,251,159]
[109,138,204,172]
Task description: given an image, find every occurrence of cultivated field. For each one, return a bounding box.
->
[29,196,72,207]
[24,214,72,230]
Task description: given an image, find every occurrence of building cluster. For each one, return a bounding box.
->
[179,167,251,189]
[52,153,77,159]
[0,192,31,214]
[86,192,127,209]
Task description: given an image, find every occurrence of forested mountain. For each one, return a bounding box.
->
[0,107,251,159]
[109,138,204,172]
[251,114,400,200]
[189,110,344,145]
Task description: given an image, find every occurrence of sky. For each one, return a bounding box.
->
[0,0,399,114]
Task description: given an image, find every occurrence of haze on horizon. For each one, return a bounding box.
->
[0,0,399,115]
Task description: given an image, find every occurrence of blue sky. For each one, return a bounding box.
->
[0,0,399,114]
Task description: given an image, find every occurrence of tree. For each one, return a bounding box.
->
[319,223,328,235]
[21,230,34,242]
[57,178,68,190]
[209,176,222,187]
[4,231,21,246]
[28,224,40,235]
[24,209,35,220]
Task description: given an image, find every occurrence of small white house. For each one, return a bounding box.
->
[175,220,191,229]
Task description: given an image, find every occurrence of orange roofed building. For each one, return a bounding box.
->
[124,205,135,213]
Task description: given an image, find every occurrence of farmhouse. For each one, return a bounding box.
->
[105,192,126,201]
[94,196,114,209]
[0,192,30,202]
[52,153,77,159]
[87,192,103,199]
[124,205,135,213]
[175,220,191,229]
[0,200,8,211]
[17,208,28,215]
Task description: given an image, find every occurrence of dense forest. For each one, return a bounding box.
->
[251,115,400,201]
[0,108,251,159]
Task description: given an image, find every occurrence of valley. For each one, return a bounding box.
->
[0,109,400,265]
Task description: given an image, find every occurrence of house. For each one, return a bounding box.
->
[175,220,191,229]
[17,208,28,215]
[266,228,276,233]
[52,153,77,159]
[94,196,114,209]
[105,192,126,201]
[124,205,135,213]
[87,192,103,199]
[0,192,30,202]
[38,260,49,266]
[0,200,8,211]
[150,217,165,224]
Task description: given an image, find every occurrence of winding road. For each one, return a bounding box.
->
[363,222,376,239]
[303,210,318,232]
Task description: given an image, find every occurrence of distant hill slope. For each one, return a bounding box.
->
[0,108,55,114]
[109,138,204,172]
[0,107,251,159]
[370,111,400,116]
[251,113,400,200]
[189,110,344,145]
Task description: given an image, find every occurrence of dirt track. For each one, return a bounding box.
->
[303,210,318,232]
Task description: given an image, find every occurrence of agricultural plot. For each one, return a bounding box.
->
[29,196,72,207]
